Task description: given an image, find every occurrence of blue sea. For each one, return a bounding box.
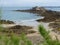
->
[2,7,43,23]
[1,7,60,26]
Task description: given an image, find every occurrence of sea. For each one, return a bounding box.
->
[1,7,60,26]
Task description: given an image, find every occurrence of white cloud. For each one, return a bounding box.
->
[0,0,60,7]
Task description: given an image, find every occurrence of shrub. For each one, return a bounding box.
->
[39,25,60,45]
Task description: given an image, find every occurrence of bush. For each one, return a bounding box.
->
[39,25,60,45]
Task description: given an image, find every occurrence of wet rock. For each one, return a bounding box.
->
[0,20,15,24]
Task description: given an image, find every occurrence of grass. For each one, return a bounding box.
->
[0,33,33,45]
[39,25,60,45]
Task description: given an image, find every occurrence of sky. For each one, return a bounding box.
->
[0,0,60,7]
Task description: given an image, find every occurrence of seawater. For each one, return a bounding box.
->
[1,7,43,23]
[1,7,60,26]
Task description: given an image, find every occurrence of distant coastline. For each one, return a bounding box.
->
[15,6,60,22]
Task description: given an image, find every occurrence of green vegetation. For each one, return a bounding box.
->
[39,25,60,45]
[0,9,1,19]
[0,33,32,45]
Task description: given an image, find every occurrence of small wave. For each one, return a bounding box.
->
[15,17,44,25]
[20,17,44,22]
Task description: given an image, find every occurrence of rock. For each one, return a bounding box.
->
[15,6,46,14]
[32,6,41,10]
[9,25,32,29]
[49,22,60,28]
[37,10,60,22]
[1,25,36,35]
[0,20,15,24]
[32,6,46,11]
[49,22,60,34]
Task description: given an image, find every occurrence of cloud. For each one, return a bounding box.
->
[0,0,60,7]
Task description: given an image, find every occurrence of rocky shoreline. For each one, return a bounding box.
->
[15,6,60,34]
[0,20,15,24]
[15,6,60,22]
[1,25,36,35]
[1,6,60,34]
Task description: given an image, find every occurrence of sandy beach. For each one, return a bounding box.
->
[1,21,51,44]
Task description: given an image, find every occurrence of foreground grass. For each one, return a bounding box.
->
[0,33,33,45]
[39,25,60,45]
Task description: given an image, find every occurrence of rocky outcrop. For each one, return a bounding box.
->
[1,25,36,35]
[0,20,15,24]
[37,10,60,22]
[31,6,46,12]
[15,6,46,14]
